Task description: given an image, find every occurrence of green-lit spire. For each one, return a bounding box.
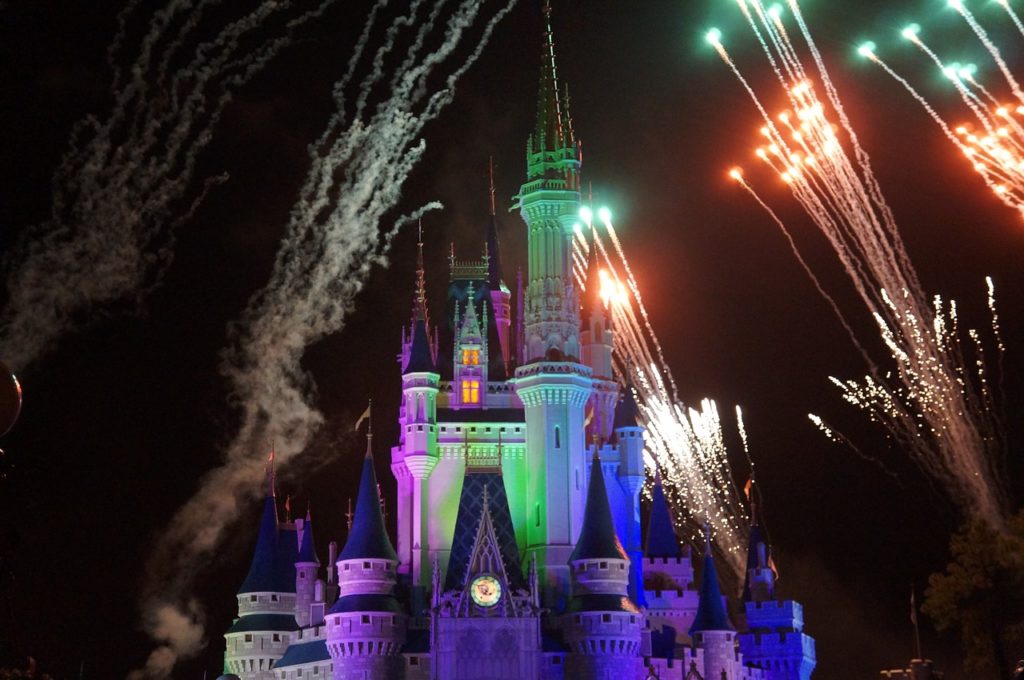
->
[525,0,579,185]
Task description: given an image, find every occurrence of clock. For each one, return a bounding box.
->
[470,574,502,607]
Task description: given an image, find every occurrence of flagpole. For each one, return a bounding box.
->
[910,582,923,660]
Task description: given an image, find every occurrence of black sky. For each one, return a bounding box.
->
[2,1,1023,679]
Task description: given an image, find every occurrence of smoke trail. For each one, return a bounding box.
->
[133,1,516,676]
[0,0,335,373]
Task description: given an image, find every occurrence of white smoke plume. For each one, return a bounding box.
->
[134,0,517,676]
[0,0,335,372]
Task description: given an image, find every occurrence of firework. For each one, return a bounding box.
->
[858,1,1024,218]
[578,207,750,578]
[713,0,1008,530]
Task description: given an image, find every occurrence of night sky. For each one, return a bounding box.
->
[2,1,1024,678]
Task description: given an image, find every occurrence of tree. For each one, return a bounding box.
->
[923,510,1024,680]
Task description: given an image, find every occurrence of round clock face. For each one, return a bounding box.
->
[470,574,502,607]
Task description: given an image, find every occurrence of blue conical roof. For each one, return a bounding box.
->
[689,536,735,634]
[570,452,627,562]
[405,319,436,374]
[339,437,397,561]
[238,494,282,594]
[614,387,640,430]
[297,510,319,565]
[645,474,681,558]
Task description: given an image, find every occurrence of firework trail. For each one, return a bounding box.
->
[0,0,335,373]
[132,1,516,676]
[577,209,749,578]
[712,0,1007,530]
[858,1,1024,218]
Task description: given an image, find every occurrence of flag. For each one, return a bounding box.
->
[910,585,918,626]
[743,476,753,500]
[284,494,292,519]
[583,408,594,429]
[354,401,372,432]
[768,553,780,580]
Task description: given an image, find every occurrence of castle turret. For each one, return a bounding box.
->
[516,0,582,362]
[395,236,441,592]
[581,247,618,443]
[223,460,299,679]
[612,389,645,606]
[641,472,698,676]
[294,508,320,628]
[690,532,737,680]
[737,496,817,680]
[510,3,592,608]
[325,434,406,680]
[564,448,644,679]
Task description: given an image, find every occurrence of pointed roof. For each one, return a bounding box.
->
[297,509,319,565]
[238,492,283,594]
[528,1,575,179]
[339,435,397,562]
[570,449,628,562]
[613,387,640,430]
[484,297,507,381]
[445,471,525,591]
[460,283,483,340]
[645,473,682,559]
[405,233,436,374]
[689,532,735,634]
[405,319,436,373]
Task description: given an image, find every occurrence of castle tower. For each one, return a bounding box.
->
[511,2,592,610]
[564,448,644,679]
[395,235,441,591]
[737,499,817,680]
[325,434,406,680]
[294,508,321,628]
[223,461,299,680]
[581,247,619,443]
[642,472,699,675]
[612,389,645,606]
[690,532,737,680]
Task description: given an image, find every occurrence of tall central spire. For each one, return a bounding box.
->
[527,0,577,183]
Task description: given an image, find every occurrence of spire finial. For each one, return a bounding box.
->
[414,224,428,322]
[488,156,497,216]
[345,497,354,530]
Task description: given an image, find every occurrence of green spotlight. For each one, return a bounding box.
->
[706,28,722,46]
[857,41,877,58]
[598,207,612,224]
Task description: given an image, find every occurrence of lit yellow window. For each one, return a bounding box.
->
[462,379,480,404]
[462,349,479,365]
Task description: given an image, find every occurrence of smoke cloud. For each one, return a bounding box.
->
[0,0,334,372]
[133,0,517,676]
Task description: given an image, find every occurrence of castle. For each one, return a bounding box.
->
[218,8,816,680]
